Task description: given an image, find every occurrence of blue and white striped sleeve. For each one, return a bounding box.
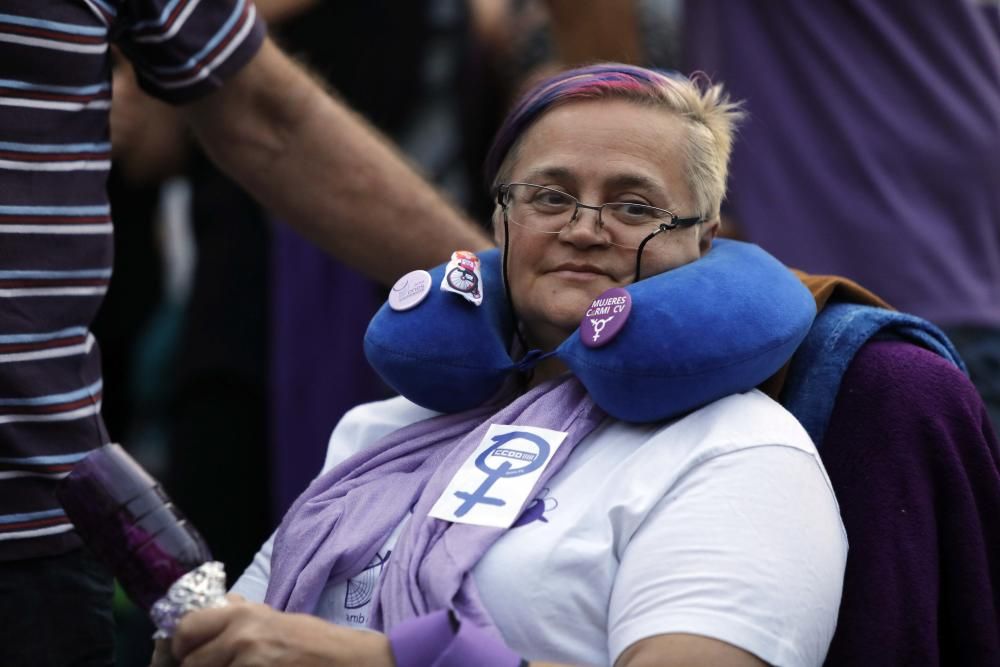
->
[114,0,266,104]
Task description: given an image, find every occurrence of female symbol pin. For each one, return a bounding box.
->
[580,287,631,348]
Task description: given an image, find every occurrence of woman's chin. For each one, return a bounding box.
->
[521,308,593,349]
[517,280,620,347]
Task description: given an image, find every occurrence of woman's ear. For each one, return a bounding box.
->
[699,218,720,255]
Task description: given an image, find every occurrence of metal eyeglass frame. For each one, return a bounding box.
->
[496,182,704,281]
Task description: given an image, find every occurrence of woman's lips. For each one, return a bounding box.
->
[548,268,609,282]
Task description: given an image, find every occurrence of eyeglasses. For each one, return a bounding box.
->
[496,182,702,250]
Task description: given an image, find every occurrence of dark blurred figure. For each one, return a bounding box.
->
[682,0,1000,429]
[93,172,164,445]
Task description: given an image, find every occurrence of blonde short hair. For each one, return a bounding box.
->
[485,64,744,220]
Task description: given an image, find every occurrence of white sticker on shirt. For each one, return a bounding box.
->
[317,519,405,628]
[428,424,568,528]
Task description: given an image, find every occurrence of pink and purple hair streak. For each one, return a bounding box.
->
[484,63,685,188]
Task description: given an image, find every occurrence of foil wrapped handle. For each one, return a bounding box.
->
[151,561,229,637]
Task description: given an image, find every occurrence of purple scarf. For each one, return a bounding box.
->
[264,375,606,633]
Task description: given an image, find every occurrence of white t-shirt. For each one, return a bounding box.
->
[234,390,847,667]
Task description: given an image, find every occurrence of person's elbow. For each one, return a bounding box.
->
[181,38,314,172]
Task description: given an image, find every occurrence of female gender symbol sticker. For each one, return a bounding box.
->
[580,287,632,348]
[388,269,432,311]
[451,430,551,517]
[428,424,569,527]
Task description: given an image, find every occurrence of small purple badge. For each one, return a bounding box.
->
[389,270,433,311]
[580,287,631,348]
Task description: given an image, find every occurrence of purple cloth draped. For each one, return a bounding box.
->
[269,223,386,519]
[388,609,522,667]
[682,0,1000,330]
[821,340,1000,665]
[265,376,606,633]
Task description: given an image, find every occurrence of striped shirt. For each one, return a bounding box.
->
[0,0,264,560]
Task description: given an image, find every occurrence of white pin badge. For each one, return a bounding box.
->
[388,269,433,311]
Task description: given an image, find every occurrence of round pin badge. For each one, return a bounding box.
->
[388,269,433,311]
[580,287,632,348]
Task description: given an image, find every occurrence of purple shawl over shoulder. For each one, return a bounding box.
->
[264,376,606,633]
[822,341,1000,665]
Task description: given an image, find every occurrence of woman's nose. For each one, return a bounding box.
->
[560,205,609,246]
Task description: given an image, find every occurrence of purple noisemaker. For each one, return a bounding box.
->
[57,444,226,635]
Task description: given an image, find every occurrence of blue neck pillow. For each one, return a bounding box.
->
[364,240,816,423]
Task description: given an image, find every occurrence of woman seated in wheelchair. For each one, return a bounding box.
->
[161,64,847,667]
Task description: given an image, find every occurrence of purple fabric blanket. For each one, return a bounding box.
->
[821,340,1000,665]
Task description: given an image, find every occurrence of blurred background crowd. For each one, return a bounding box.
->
[91,0,998,663]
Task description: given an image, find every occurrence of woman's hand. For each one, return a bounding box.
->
[164,596,395,667]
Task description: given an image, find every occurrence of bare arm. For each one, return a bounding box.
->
[159,600,764,667]
[612,634,767,667]
[182,38,492,286]
[111,62,190,185]
[527,633,765,667]
[544,0,642,66]
[252,0,317,23]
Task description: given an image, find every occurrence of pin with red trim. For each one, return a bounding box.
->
[440,250,484,306]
